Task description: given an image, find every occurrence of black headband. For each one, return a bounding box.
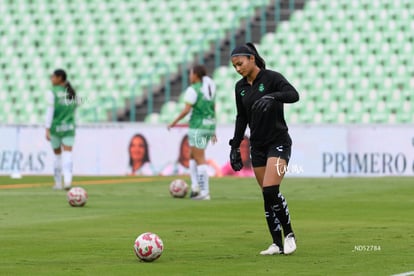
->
[230,45,255,57]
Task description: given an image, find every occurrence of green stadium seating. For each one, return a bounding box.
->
[0,0,270,123]
[149,0,413,124]
[2,0,413,124]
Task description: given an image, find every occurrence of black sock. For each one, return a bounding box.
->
[263,190,283,248]
[263,185,294,238]
[263,205,283,248]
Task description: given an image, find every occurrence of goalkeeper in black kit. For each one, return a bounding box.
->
[229,43,299,255]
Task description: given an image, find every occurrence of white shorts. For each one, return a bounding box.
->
[188,129,215,149]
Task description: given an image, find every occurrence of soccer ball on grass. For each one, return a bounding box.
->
[133,232,164,262]
[169,179,188,198]
[67,187,88,207]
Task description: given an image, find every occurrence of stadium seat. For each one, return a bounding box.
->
[0,0,270,123]
[2,0,413,124]
[151,0,413,124]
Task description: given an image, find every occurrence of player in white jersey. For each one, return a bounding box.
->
[168,65,217,200]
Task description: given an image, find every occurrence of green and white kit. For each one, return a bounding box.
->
[184,76,216,149]
[46,85,77,149]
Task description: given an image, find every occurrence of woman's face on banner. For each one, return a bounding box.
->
[240,138,250,162]
[130,136,146,162]
[180,137,191,161]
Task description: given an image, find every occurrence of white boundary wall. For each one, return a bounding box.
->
[0,124,413,177]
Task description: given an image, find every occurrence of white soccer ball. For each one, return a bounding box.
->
[169,179,188,198]
[133,232,164,262]
[67,187,88,207]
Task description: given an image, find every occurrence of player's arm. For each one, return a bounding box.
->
[168,103,192,129]
[230,88,247,148]
[252,73,299,112]
[268,73,299,103]
[229,87,247,171]
[45,91,54,141]
[168,87,197,129]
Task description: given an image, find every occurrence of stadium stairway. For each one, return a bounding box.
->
[119,0,308,121]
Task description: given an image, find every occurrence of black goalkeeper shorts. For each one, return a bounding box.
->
[250,144,291,168]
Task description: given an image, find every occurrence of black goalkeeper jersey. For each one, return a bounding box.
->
[232,69,299,148]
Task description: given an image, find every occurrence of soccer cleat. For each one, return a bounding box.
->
[63,185,72,191]
[190,191,199,198]
[190,186,200,198]
[190,190,200,198]
[260,244,283,255]
[191,194,211,200]
[283,233,297,255]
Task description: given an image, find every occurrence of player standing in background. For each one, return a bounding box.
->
[168,65,217,200]
[229,43,299,255]
[45,69,77,190]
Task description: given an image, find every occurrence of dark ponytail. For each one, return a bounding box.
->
[245,42,266,70]
[65,82,76,100]
[192,64,207,80]
[53,69,76,100]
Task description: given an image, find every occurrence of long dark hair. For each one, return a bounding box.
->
[128,134,151,167]
[230,42,266,70]
[53,69,76,100]
[192,64,214,98]
[246,42,266,70]
[192,64,207,80]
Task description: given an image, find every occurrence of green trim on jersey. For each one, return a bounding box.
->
[189,82,216,131]
[50,85,76,137]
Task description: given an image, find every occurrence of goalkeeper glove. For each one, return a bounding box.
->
[251,95,275,112]
[229,139,243,172]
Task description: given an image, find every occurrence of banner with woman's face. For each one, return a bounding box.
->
[1,124,413,177]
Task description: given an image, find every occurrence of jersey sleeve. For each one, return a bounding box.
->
[270,72,299,103]
[184,87,197,105]
[46,90,54,105]
[201,76,216,100]
[45,91,54,128]
[231,84,248,148]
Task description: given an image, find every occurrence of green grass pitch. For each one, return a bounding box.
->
[0,176,413,276]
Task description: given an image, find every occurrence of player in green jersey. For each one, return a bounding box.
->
[45,69,77,190]
[168,65,216,200]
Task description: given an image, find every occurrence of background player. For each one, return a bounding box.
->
[45,69,77,190]
[229,43,299,255]
[168,65,217,200]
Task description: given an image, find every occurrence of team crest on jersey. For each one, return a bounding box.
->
[259,83,265,92]
[240,90,246,96]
